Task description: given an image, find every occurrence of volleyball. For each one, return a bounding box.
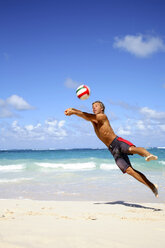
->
[76,84,90,100]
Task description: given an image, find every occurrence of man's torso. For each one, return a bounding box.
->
[92,114,116,147]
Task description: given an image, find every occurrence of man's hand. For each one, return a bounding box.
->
[64,108,73,116]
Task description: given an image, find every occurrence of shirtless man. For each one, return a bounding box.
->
[65,100,158,197]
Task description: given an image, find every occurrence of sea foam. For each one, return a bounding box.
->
[159,161,165,165]
[35,162,96,170]
[0,164,25,172]
[100,163,119,170]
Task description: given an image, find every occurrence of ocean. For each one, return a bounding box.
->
[0,148,165,203]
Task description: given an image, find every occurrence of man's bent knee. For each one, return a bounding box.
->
[128,146,136,154]
[125,166,134,175]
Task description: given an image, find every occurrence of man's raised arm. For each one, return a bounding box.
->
[64,108,98,123]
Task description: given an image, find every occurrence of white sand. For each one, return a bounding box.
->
[0,200,165,248]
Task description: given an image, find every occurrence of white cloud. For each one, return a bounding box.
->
[117,126,131,136]
[159,124,165,132]
[0,109,14,118]
[1,119,67,142]
[109,100,165,121]
[64,78,79,89]
[0,99,13,118]
[136,120,146,130]
[58,120,65,128]
[108,100,165,146]
[45,119,57,126]
[113,34,165,57]
[140,107,165,120]
[6,95,33,110]
[114,116,165,146]
[0,95,33,118]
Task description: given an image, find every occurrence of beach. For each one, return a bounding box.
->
[0,199,165,248]
[0,149,165,247]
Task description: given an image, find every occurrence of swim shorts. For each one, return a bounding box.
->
[109,136,135,173]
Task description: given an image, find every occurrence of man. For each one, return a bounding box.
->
[65,101,158,197]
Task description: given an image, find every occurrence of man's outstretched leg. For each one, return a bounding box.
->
[126,166,158,197]
[129,146,158,161]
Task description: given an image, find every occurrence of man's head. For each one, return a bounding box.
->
[92,101,105,114]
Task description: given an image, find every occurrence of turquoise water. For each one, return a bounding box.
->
[0,148,165,202]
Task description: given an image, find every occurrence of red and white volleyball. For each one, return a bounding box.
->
[76,84,90,100]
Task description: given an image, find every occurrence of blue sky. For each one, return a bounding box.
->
[0,0,165,149]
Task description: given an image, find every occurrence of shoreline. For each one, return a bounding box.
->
[0,199,165,248]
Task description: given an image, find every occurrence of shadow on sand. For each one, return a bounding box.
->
[94,201,162,212]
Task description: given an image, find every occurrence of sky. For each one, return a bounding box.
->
[0,0,165,149]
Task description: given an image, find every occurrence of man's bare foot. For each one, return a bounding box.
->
[145,154,158,162]
[153,184,158,198]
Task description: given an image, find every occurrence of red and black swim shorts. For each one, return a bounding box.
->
[109,136,136,173]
